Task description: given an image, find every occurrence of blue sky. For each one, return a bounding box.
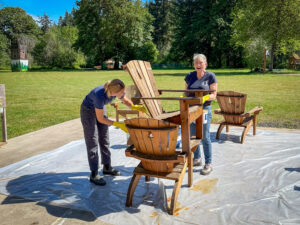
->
[0,0,77,23]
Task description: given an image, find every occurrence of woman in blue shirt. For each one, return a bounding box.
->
[81,79,145,185]
[185,54,217,175]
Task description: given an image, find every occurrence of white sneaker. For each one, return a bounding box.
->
[201,164,213,175]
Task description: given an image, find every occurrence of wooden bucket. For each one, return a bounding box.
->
[125,118,179,173]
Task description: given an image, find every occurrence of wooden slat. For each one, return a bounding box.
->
[125,119,141,151]
[190,137,201,152]
[169,126,179,155]
[134,162,186,181]
[144,61,163,112]
[159,120,170,155]
[125,148,185,163]
[158,89,215,94]
[135,61,161,117]
[127,61,159,118]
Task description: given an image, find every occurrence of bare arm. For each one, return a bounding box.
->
[120,96,133,107]
[208,83,217,100]
[95,108,113,125]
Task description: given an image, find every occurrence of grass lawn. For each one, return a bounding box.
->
[0,68,300,139]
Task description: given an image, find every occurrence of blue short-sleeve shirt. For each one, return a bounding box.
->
[82,85,115,109]
[184,71,217,106]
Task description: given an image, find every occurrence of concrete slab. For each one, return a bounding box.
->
[0,118,110,225]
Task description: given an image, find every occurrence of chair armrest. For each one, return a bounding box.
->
[245,106,263,117]
[132,96,204,105]
[111,102,120,108]
[214,109,222,114]
[158,89,215,94]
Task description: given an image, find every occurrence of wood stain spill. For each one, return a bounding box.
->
[150,212,160,225]
[190,178,218,194]
[150,212,158,218]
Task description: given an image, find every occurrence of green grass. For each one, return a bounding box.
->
[0,68,300,139]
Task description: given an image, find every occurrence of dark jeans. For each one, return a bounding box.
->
[191,105,212,164]
[80,104,111,172]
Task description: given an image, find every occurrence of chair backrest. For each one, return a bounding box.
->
[217,91,247,124]
[217,91,247,114]
[124,85,141,105]
[0,84,6,108]
[125,118,178,155]
[126,60,163,118]
[125,118,178,172]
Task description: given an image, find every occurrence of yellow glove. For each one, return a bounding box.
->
[202,94,210,104]
[131,104,147,113]
[113,121,128,133]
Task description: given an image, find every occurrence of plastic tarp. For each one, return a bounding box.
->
[0,125,299,225]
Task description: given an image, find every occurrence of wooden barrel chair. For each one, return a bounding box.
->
[124,118,187,215]
[214,91,263,144]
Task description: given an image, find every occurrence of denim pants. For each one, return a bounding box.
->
[192,105,212,164]
[80,104,111,172]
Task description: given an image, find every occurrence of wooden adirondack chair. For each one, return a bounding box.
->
[125,118,186,214]
[214,91,263,143]
[124,60,214,214]
[111,85,143,122]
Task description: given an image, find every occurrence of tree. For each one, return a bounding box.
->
[32,26,86,68]
[169,0,240,67]
[0,33,10,67]
[147,0,173,61]
[38,13,52,34]
[74,0,154,66]
[232,0,300,70]
[0,7,40,41]
[58,9,76,27]
[136,40,159,63]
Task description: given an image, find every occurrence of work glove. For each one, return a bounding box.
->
[131,104,147,113]
[202,94,210,104]
[113,121,128,133]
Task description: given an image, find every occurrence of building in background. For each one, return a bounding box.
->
[11,40,28,72]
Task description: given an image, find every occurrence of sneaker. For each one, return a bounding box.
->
[103,166,121,176]
[90,174,106,186]
[201,164,213,175]
[193,158,202,167]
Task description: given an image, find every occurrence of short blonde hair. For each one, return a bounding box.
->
[104,79,125,97]
[193,54,207,63]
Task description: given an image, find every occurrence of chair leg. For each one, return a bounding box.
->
[145,176,150,182]
[253,115,257,135]
[188,152,193,187]
[126,174,141,207]
[116,111,119,122]
[241,121,252,144]
[169,161,187,215]
[226,125,229,133]
[216,124,225,140]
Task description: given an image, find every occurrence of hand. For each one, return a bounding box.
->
[131,104,147,113]
[112,121,128,133]
[202,94,210,104]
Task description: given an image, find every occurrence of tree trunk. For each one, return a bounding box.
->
[269,44,274,71]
